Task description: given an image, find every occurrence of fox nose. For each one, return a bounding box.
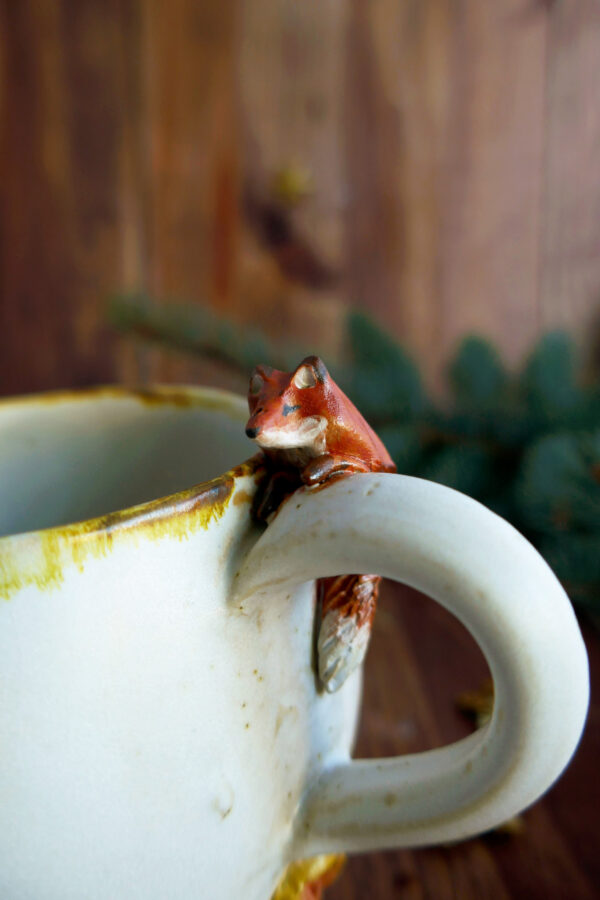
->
[245,425,260,439]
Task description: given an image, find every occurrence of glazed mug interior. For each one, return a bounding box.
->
[0,386,252,537]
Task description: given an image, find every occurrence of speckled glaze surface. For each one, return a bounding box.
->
[0,386,590,900]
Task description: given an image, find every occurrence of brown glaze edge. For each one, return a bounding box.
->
[0,455,266,601]
[0,380,266,600]
[0,383,249,419]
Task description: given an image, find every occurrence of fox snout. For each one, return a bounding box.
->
[245,424,260,439]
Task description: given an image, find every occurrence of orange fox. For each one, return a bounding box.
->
[246,355,396,693]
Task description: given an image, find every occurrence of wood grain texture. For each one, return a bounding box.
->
[0,0,126,393]
[1,0,598,392]
[0,2,599,897]
[540,0,600,351]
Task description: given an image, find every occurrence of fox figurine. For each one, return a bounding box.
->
[245,355,396,693]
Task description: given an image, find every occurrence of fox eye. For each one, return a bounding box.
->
[293,365,318,389]
[249,373,263,396]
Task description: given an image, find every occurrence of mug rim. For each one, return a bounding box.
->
[0,382,248,417]
[0,385,264,600]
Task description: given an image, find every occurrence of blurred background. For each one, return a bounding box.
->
[0,1,599,897]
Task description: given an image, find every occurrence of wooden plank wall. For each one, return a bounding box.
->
[0,2,599,897]
[1,0,598,397]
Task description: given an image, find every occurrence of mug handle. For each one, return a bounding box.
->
[235,473,589,854]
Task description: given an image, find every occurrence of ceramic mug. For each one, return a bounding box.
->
[0,386,589,900]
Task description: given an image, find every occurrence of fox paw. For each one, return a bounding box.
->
[317,608,371,693]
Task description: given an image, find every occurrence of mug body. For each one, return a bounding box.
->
[0,388,362,900]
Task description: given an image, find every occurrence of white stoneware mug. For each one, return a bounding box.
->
[0,386,589,900]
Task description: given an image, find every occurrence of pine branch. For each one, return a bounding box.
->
[108,293,600,616]
[108,293,305,373]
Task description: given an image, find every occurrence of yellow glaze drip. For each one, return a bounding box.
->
[0,457,265,601]
[271,855,346,900]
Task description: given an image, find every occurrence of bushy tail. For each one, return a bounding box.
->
[317,574,379,693]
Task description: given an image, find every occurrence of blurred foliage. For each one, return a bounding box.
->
[109,293,305,372]
[110,295,600,616]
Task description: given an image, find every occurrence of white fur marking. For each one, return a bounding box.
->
[255,416,327,451]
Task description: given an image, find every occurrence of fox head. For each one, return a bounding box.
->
[245,356,331,451]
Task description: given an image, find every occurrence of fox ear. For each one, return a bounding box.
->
[293,364,318,389]
[293,356,328,389]
[249,372,263,396]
